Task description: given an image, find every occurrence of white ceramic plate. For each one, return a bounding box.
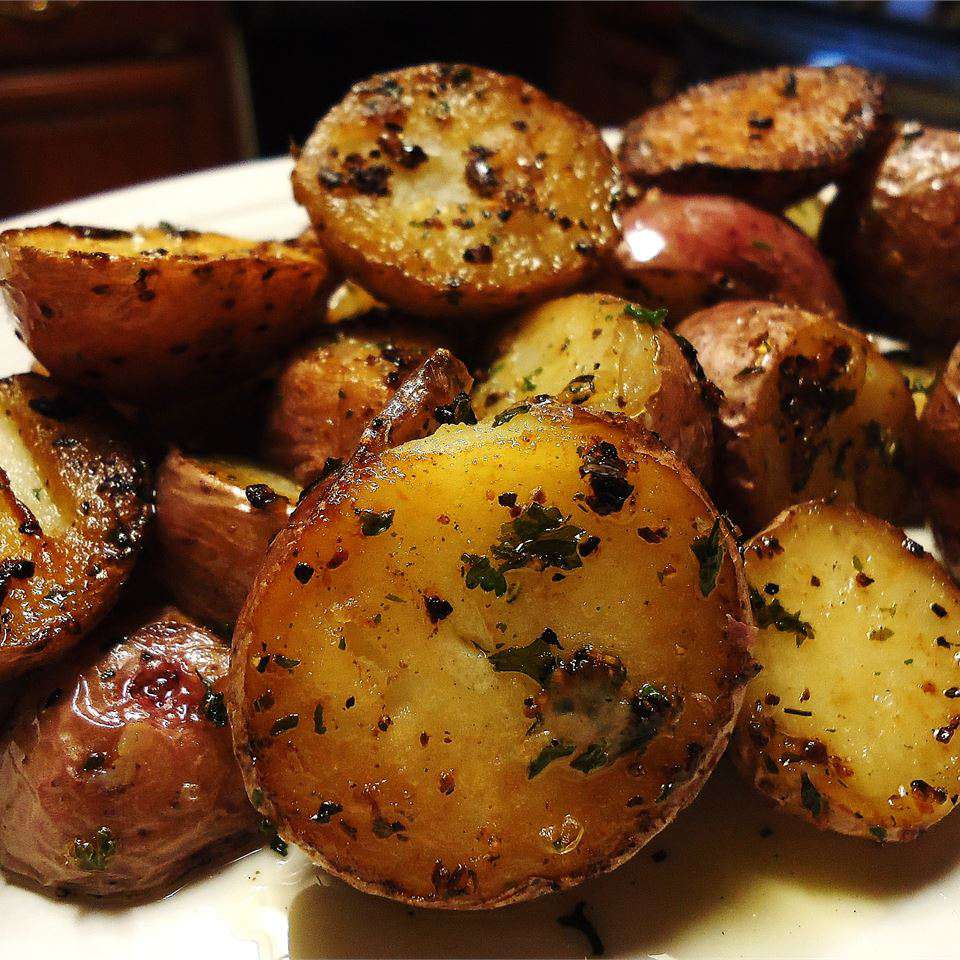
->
[1,159,959,960]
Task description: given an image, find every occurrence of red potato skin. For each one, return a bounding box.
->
[822,124,960,345]
[603,193,847,324]
[0,609,258,897]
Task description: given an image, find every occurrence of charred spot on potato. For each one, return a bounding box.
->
[434,392,477,426]
[424,595,453,623]
[294,562,315,584]
[578,441,633,516]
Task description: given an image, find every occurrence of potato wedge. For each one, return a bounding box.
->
[919,343,960,580]
[620,66,884,209]
[676,301,916,533]
[473,293,715,479]
[0,223,332,402]
[821,123,960,345]
[605,192,847,322]
[229,403,753,909]
[154,452,298,631]
[293,63,618,318]
[733,500,960,841]
[0,606,257,896]
[261,322,446,485]
[0,374,152,679]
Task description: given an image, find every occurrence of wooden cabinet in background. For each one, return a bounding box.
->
[0,1,253,218]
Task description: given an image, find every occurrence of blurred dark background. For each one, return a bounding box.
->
[3,0,960,217]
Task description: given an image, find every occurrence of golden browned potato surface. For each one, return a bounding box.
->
[676,301,916,533]
[473,293,715,479]
[0,224,332,402]
[620,66,884,209]
[262,322,445,485]
[154,452,298,630]
[607,192,847,322]
[733,500,960,841]
[919,342,960,580]
[0,374,152,679]
[293,63,618,318]
[0,607,257,896]
[230,404,753,909]
[822,124,960,345]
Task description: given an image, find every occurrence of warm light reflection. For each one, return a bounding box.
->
[624,226,666,263]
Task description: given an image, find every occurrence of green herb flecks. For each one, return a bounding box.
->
[624,302,667,328]
[528,738,575,778]
[750,587,815,646]
[488,628,561,684]
[691,518,724,597]
[358,508,395,536]
[74,826,116,872]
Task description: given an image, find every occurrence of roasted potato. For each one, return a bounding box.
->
[293,63,618,318]
[733,500,960,841]
[0,223,332,402]
[821,123,960,345]
[676,301,916,533]
[0,607,257,896]
[605,192,847,323]
[154,452,298,631]
[919,343,960,580]
[261,322,445,485]
[619,65,885,209]
[356,348,474,456]
[473,293,715,479]
[0,374,152,679]
[229,403,753,909]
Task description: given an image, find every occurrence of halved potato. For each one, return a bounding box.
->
[733,500,960,841]
[676,301,917,533]
[0,606,257,896]
[0,223,332,402]
[0,374,152,679]
[605,192,847,322]
[619,65,885,209]
[919,343,960,580]
[154,452,298,630]
[229,403,753,909]
[473,293,715,479]
[821,123,960,345]
[293,63,618,318]
[261,322,446,485]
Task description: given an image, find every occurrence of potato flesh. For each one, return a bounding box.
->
[474,295,664,418]
[737,502,960,838]
[0,414,64,536]
[233,408,750,907]
[294,64,617,316]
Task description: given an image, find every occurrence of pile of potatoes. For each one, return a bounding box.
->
[2,60,960,909]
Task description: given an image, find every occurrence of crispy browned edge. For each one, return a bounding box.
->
[619,66,886,209]
[227,402,755,909]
